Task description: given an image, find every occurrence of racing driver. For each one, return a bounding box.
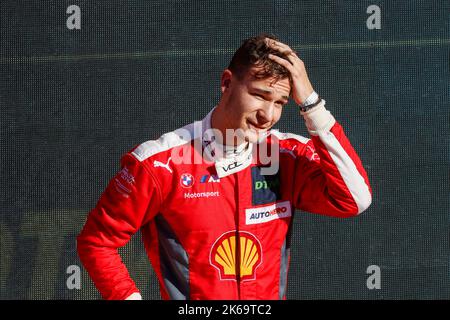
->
[77,33,372,300]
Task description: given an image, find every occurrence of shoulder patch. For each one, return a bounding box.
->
[132,122,199,162]
[270,130,310,145]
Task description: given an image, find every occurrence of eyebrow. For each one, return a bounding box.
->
[252,88,289,101]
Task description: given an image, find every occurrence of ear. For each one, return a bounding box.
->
[221,69,233,94]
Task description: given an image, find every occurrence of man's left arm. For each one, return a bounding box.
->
[292,98,372,217]
[267,38,372,217]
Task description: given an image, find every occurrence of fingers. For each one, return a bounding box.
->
[265,38,300,69]
[267,53,296,73]
[265,38,298,57]
[265,38,313,105]
[265,38,289,50]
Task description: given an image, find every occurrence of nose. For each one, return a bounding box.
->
[256,103,275,124]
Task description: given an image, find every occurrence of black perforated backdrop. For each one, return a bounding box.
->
[0,0,449,299]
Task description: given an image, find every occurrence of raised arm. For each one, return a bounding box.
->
[292,101,372,216]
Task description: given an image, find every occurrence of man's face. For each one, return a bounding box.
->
[221,67,291,144]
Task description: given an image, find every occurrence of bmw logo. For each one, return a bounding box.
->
[180,173,195,188]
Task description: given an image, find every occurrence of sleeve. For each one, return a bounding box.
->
[77,153,162,300]
[293,101,372,217]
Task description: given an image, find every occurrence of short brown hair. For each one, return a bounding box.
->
[227,33,291,82]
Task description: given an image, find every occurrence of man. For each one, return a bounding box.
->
[77,33,372,300]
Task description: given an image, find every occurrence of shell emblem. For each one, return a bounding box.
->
[210,231,262,281]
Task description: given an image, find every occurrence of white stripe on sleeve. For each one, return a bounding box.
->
[318,130,372,214]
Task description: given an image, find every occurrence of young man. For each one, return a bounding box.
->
[77,34,372,300]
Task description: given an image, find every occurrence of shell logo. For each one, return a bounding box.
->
[210,231,262,281]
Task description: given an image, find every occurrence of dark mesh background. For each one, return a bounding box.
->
[1,0,449,299]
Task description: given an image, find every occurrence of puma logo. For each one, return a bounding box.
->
[153,157,173,174]
[280,145,297,159]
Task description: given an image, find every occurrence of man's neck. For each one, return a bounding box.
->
[210,105,247,148]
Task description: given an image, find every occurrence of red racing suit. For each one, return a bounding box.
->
[77,101,372,300]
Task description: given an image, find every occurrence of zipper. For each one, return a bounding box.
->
[234,171,241,299]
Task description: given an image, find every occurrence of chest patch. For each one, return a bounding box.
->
[251,166,281,205]
[245,201,292,225]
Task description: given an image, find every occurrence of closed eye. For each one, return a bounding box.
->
[276,99,288,106]
[252,92,287,106]
[253,93,265,99]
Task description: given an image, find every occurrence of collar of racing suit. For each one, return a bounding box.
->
[201,107,269,178]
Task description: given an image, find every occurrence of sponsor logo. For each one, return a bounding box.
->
[251,166,280,205]
[254,179,279,190]
[216,152,253,178]
[118,167,135,185]
[180,173,194,188]
[153,157,173,174]
[183,191,220,199]
[114,178,131,197]
[114,167,135,197]
[245,201,292,225]
[210,231,262,281]
[306,145,320,161]
[280,145,297,159]
[200,174,220,183]
[222,161,243,173]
